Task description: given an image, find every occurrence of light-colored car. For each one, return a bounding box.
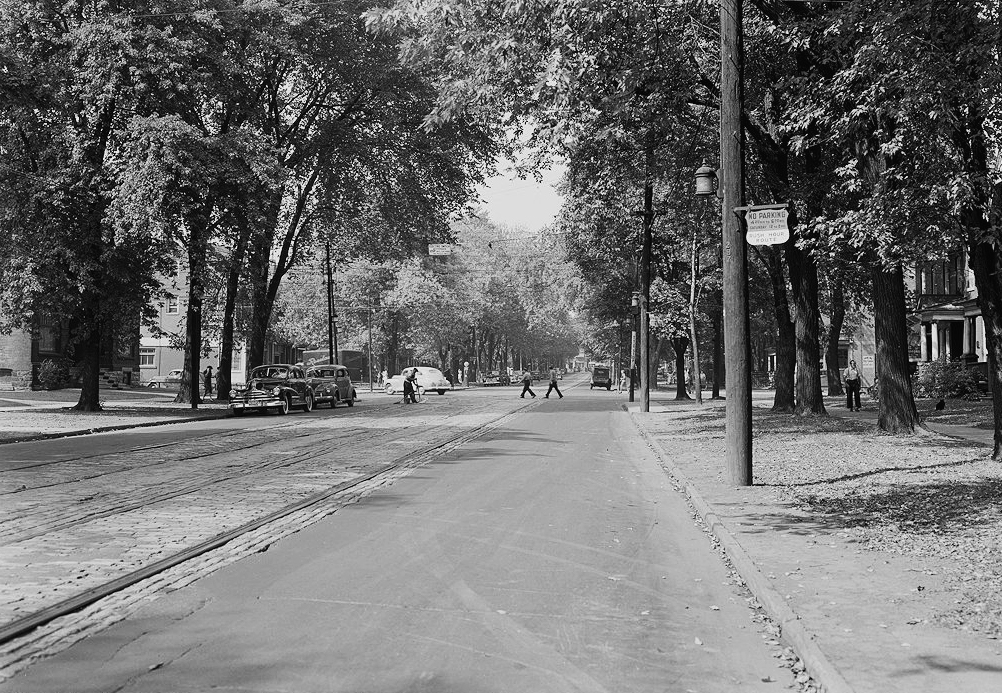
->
[384,366,450,396]
[306,364,356,408]
[146,369,183,388]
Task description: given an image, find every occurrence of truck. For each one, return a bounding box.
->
[301,349,368,384]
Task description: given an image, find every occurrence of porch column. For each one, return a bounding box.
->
[931,321,940,360]
[920,323,928,361]
[963,318,971,356]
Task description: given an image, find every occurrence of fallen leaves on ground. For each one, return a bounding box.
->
[641,396,1002,638]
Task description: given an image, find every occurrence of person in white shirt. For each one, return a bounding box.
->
[545,366,563,399]
[844,360,861,411]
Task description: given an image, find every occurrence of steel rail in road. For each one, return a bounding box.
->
[0,398,539,648]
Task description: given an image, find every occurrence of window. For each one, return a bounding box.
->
[166,296,179,314]
[37,314,61,353]
[918,254,963,296]
[140,348,155,367]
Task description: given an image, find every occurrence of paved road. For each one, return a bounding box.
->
[2,383,788,691]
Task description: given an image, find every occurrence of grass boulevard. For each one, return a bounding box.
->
[638,392,1002,644]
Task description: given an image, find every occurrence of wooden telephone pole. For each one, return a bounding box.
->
[720,0,753,484]
[636,132,655,413]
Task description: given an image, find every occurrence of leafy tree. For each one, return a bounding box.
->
[0,0,187,410]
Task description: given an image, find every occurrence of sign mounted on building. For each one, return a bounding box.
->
[428,244,453,256]
[743,205,790,246]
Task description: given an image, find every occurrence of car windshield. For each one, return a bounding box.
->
[251,366,287,379]
[310,368,336,378]
[594,368,609,376]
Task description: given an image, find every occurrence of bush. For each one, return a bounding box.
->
[916,359,978,398]
[37,359,71,390]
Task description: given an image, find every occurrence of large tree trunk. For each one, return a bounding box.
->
[872,262,919,433]
[758,247,795,411]
[672,336,691,400]
[247,225,273,369]
[787,242,826,416]
[969,235,1002,459]
[217,217,250,400]
[826,273,846,397]
[960,104,1002,458]
[73,316,103,412]
[176,206,212,407]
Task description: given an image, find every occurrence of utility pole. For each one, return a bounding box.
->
[720,0,753,484]
[325,241,335,365]
[629,311,637,403]
[639,133,655,413]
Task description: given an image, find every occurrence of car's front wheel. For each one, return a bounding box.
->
[437,389,446,395]
[347,390,356,407]
[276,395,291,415]
[384,383,395,395]
[232,408,245,417]
[303,391,314,413]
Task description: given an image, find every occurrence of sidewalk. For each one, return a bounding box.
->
[628,392,1002,693]
[0,388,231,443]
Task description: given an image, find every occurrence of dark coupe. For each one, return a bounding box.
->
[230,364,314,415]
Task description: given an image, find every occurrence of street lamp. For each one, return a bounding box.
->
[694,164,720,198]
[630,291,639,403]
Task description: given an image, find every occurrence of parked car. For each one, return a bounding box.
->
[384,366,450,395]
[483,371,511,386]
[306,364,356,408]
[229,364,314,415]
[590,365,612,390]
[146,369,183,388]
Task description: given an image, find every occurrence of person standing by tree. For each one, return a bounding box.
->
[844,360,862,411]
[519,370,536,399]
[545,365,563,399]
[203,365,214,397]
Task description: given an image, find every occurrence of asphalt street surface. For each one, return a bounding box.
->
[1,379,788,692]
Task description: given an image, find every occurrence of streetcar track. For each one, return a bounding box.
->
[0,426,406,542]
[0,402,402,495]
[0,398,538,648]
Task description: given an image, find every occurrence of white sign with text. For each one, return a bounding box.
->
[745,208,790,245]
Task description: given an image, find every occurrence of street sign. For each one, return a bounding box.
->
[745,207,790,245]
[428,243,453,256]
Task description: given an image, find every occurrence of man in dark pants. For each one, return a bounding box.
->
[403,368,419,404]
[519,370,536,398]
[844,359,861,411]
[545,366,563,399]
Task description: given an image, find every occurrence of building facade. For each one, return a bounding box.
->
[0,316,139,390]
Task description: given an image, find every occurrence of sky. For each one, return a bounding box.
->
[474,163,565,232]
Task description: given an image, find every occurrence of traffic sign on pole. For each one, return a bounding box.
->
[744,206,789,245]
[428,244,453,256]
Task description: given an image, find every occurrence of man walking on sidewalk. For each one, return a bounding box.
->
[545,366,563,399]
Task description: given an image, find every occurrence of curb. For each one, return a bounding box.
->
[0,411,233,446]
[625,406,856,693]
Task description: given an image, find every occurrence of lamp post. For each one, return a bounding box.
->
[630,291,639,403]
